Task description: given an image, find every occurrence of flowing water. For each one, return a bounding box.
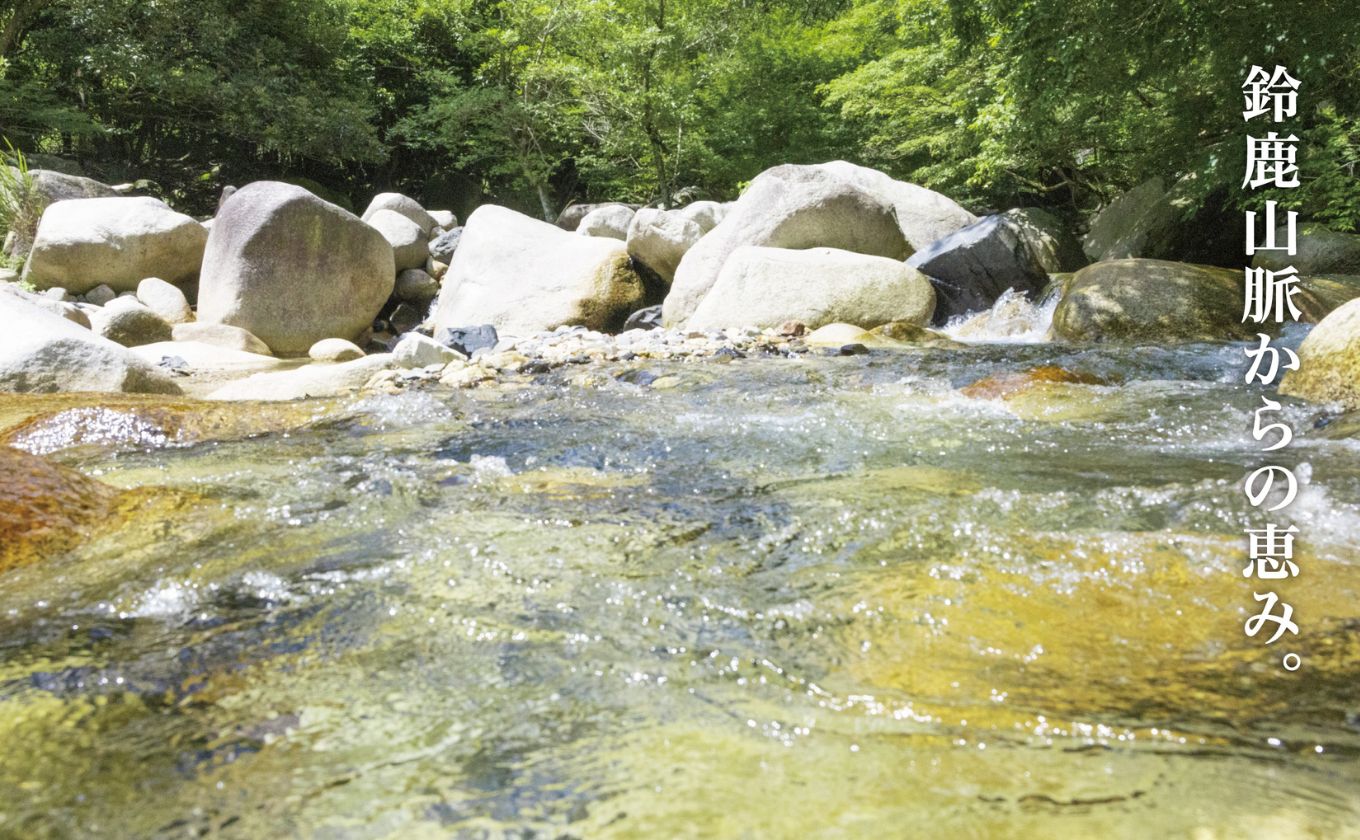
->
[2,307,1360,838]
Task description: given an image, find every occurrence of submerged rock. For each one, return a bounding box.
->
[0,445,120,573]
[666,164,910,325]
[1280,298,1360,409]
[197,181,395,355]
[962,366,1105,400]
[431,205,645,336]
[1052,259,1256,343]
[689,246,935,331]
[22,196,208,293]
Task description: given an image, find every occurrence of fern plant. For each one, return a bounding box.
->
[0,139,42,267]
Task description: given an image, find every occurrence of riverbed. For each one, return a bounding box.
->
[2,315,1359,837]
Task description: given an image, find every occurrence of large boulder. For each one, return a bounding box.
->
[432,205,646,336]
[577,205,636,239]
[907,213,1051,324]
[1254,225,1360,276]
[688,246,935,331]
[362,192,437,235]
[197,181,395,356]
[366,209,429,271]
[625,202,728,285]
[1280,298,1360,409]
[0,288,181,393]
[22,197,208,293]
[1003,208,1086,274]
[1052,259,1257,343]
[664,165,910,326]
[1082,176,1238,266]
[813,161,976,252]
[24,168,116,204]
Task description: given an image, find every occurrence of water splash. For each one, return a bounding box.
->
[941,288,1059,344]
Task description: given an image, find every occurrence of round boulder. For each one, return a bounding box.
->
[362,192,437,234]
[665,164,911,326]
[22,196,208,293]
[1280,298,1360,409]
[432,205,645,336]
[1052,259,1257,343]
[688,246,936,331]
[197,181,396,356]
[577,205,636,240]
[367,209,429,272]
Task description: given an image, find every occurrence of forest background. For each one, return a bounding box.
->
[1,0,1357,230]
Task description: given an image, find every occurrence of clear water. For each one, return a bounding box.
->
[2,316,1359,838]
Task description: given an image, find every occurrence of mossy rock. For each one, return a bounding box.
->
[1052,258,1257,343]
[1280,297,1360,409]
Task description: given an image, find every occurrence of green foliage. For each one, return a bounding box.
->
[0,139,42,259]
[1,0,1358,229]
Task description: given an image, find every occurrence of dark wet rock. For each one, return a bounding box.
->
[623,305,663,331]
[907,213,1050,324]
[437,324,499,357]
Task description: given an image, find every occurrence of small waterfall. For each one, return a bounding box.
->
[940,287,1060,344]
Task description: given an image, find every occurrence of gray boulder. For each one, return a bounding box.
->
[907,213,1051,324]
[136,276,193,324]
[556,202,634,231]
[393,333,463,368]
[436,324,498,357]
[393,268,439,307]
[577,205,635,239]
[813,161,976,253]
[1052,259,1256,343]
[1082,176,1238,266]
[432,205,645,336]
[0,287,181,393]
[362,192,437,235]
[91,298,174,347]
[197,181,395,356]
[623,306,663,332]
[428,227,463,263]
[665,164,910,326]
[367,209,429,271]
[625,206,718,284]
[23,196,208,293]
[1254,224,1360,275]
[1003,208,1086,274]
[429,210,457,230]
[689,246,936,331]
[171,322,273,356]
